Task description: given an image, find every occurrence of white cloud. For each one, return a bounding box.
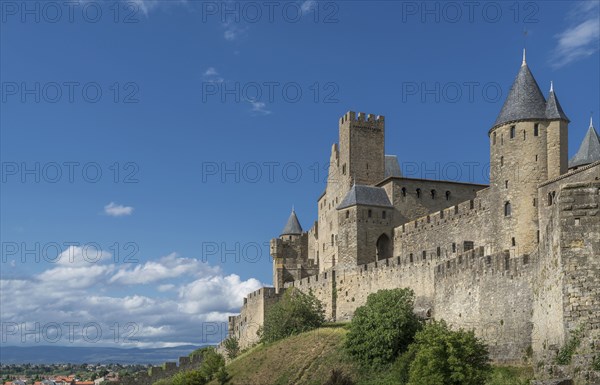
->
[301,0,317,13]
[204,67,219,76]
[104,202,134,217]
[249,101,272,116]
[202,67,224,83]
[551,1,600,68]
[178,274,262,314]
[0,250,264,347]
[55,245,113,266]
[109,253,219,285]
[223,22,248,42]
[158,284,176,292]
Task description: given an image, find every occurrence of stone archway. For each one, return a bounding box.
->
[376,234,392,260]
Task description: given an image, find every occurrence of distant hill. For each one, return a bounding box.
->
[0,345,207,364]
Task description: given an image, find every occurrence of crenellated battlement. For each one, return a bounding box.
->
[339,111,385,126]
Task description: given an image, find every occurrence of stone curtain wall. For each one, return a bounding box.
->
[121,354,203,385]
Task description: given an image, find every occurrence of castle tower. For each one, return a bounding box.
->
[545,81,570,178]
[271,208,310,293]
[569,117,600,170]
[317,111,386,273]
[338,111,385,187]
[489,50,552,255]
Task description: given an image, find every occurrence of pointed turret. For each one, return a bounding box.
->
[281,208,303,236]
[545,82,570,121]
[492,52,547,130]
[569,117,600,169]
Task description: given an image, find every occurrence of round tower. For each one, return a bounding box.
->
[488,50,568,255]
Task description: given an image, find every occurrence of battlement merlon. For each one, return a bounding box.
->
[339,111,385,126]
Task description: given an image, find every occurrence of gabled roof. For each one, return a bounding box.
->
[384,155,402,178]
[337,185,392,210]
[545,83,569,121]
[281,209,303,235]
[569,118,600,169]
[493,52,547,130]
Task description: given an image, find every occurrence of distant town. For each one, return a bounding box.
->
[0,363,147,385]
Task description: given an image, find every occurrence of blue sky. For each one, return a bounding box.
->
[1,0,599,348]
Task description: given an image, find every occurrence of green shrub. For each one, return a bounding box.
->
[486,366,532,385]
[171,370,207,385]
[152,379,172,385]
[593,354,600,371]
[344,288,421,368]
[196,347,225,380]
[215,367,229,385]
[406,320,491,385]
[223,336,240,359]
[555,327,583,365]
[261,288,325,343]
[323,369,354,385]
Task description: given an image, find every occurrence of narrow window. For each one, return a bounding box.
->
[534,123,539,136]
[345,210,349,219]
[537,231,540,243]
[445,191,451,200]
[548,192,553,206]
[431,189,436,199]
[366,163,369,170]
[535,154,538,162]
[422,251,427,260]
[533,198,537,207]
[452,243,456,253]
[409,253,413,263]
[469,200,474,209]
[512,237,516,247]
[504,201,512,217]
[501,134,504,145]
[523,130,526,140]
[505,180,509,189]
[368,209,372,218]
[436,247,441,257]
[454,205,459,214]
[342,164,346,175]
[493,132,497,145]
[382,210,386,219]
[401,187,407,197]
[416,188,421,198]
[500,156,504,166]
[510,125,516,138]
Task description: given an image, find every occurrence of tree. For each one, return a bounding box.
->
[261,288,325,343]
[222,336,240,359]
[216,367,229,385]
[345,288,421,368]
[406,320,491,385]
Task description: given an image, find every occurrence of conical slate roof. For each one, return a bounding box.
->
[569,119,600,169]
[281,209,303,235]
[493,55,547,129]
[384,155,402,178]
[337,185,392,210]
[545,85,569,121]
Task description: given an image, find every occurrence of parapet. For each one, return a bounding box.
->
[339,111,385,126]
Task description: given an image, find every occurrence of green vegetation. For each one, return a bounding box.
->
[593,354,600,371]
[260,288,325,343]
[555,326,583,365]
[222,336,240,359]
[152,347,225,385]
[405,320,491,385]
[345,288,421,368]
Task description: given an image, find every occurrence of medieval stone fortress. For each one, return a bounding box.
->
[225,51,600,380]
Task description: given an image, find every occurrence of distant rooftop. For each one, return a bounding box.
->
[569,118,600,169]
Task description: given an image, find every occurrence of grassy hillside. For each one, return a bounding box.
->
[208,325,533,385]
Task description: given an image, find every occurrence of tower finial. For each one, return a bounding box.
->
[590,113,594,129]
[550,81,553,92]
[292,204,295,213]
[522,48,527,66]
